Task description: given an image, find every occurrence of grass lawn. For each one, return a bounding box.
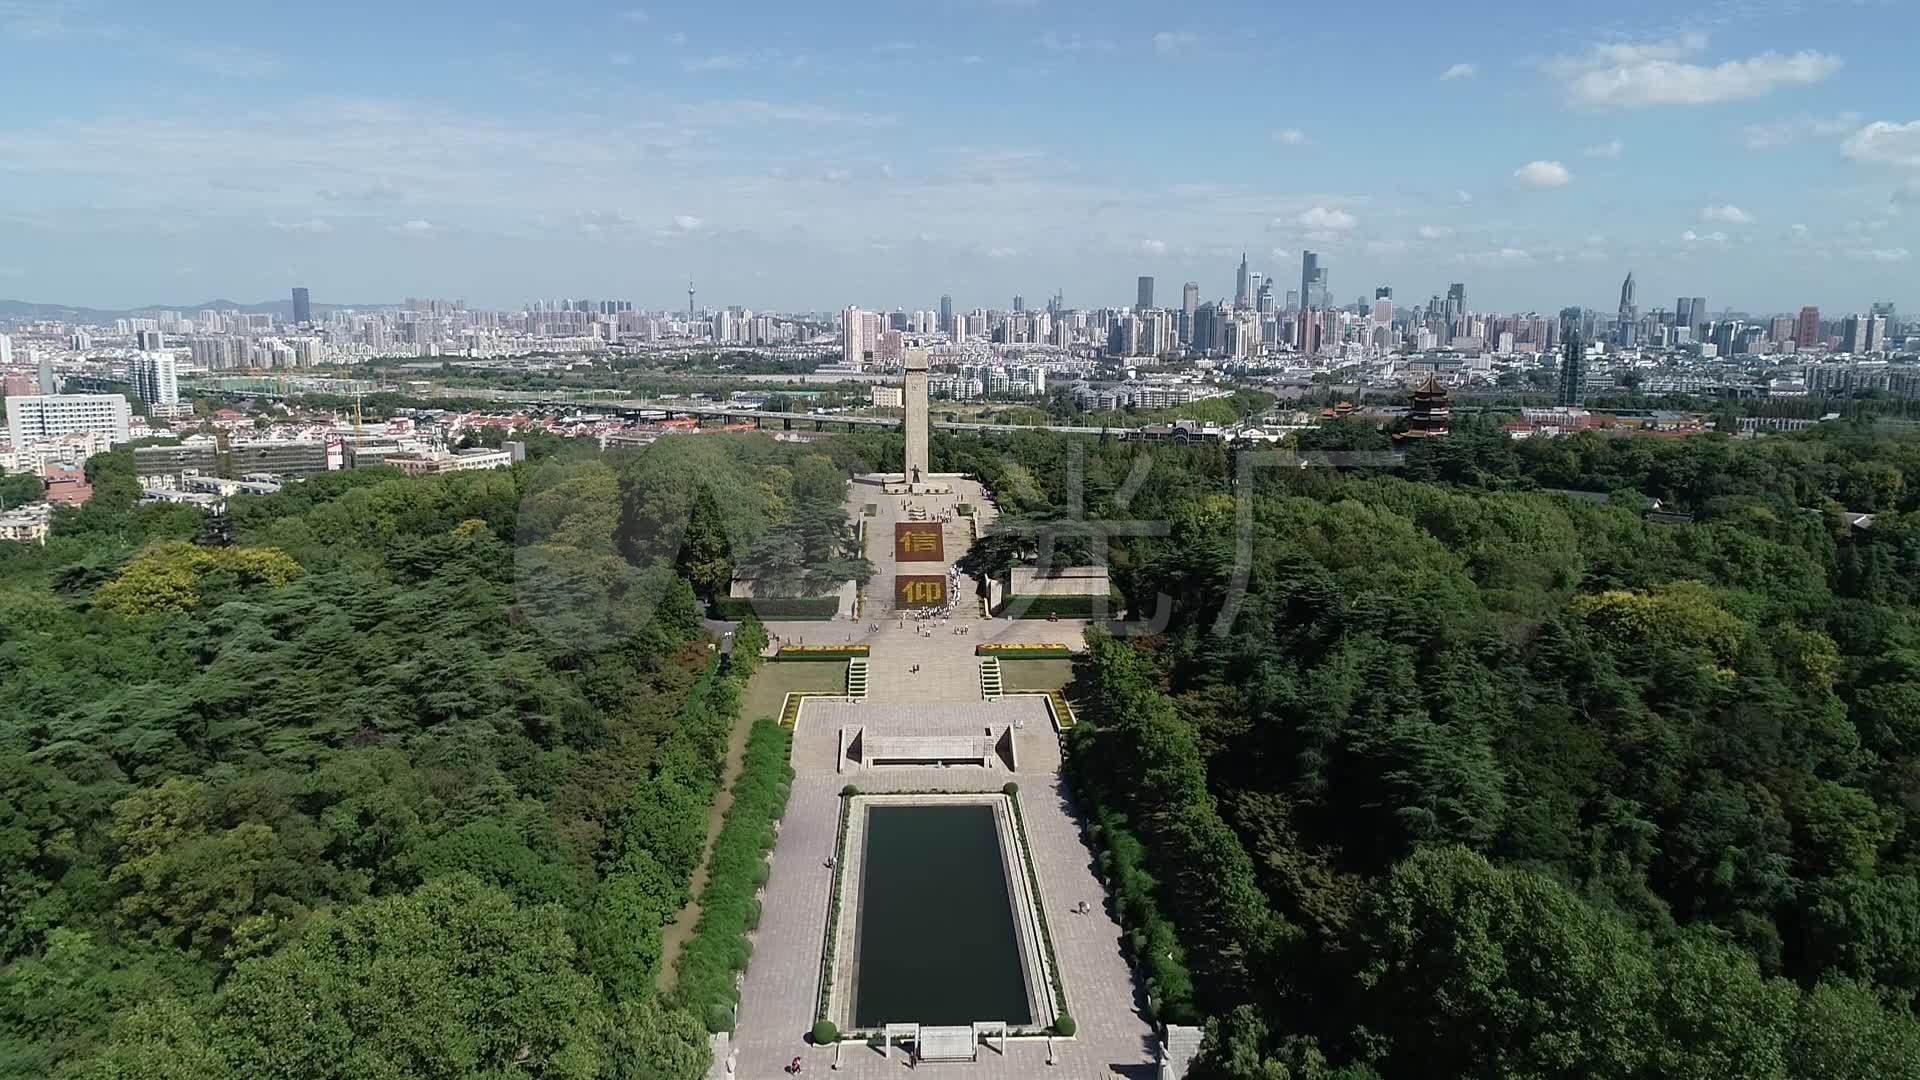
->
[739,661,847,724]
[999,658,1076,692]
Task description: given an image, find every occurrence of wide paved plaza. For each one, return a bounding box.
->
[723,610,1155,1078]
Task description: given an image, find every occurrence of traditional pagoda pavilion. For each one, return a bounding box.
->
[1397,374,1451,442]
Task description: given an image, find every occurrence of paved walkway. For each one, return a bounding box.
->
[728,697,1155,1079]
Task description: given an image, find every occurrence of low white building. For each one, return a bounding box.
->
[0,502,54,544]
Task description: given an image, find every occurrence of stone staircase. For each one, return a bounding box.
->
[846,658,868,699]
[979,657,1003,700]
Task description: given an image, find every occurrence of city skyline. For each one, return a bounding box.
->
[0,0,1915,312]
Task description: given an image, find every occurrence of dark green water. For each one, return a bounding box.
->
[853,804,1032,1028]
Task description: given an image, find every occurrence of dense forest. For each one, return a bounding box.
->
[847,419,1920,1078]
[0,434,860,1078]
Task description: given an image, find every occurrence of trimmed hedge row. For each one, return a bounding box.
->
[711,596,841,620]
[670,720,795,1033]
[999,594,1115,619]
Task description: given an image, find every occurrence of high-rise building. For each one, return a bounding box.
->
[1841,314,1866,354]
[7,394,133,445]
[841,305,866,368]
[37,353,56,395]
[1297,251,1320,348]
[1796,306,1821,350]
[0,333,10,366]
[292,286,312,325]
[130,352,180,407]
[1616,271,1638,347]
[1558,330,1587,406]
[1375,286,1393,301]
[939,294,954,335]
[1674,297,1693,329]
[1235,253,1251,308]
[134,330,165,352]
[1256,279,1274,314]
[1866,314,1889,355]
[1691,297,1707,333]
[1012,295,1025,314]
[1137,276,1154,311]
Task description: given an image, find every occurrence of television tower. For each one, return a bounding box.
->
[687,277,696,322]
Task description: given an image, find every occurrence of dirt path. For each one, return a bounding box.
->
[655,692,755,991]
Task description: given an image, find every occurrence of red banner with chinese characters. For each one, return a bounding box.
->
[893,522,945,562]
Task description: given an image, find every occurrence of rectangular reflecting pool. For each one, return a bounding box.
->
[852,804,1033,1028]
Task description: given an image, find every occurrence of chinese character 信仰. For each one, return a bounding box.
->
[898,531,939,553]
[903,581,944,603]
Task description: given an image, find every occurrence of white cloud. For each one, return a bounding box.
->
[269,218,333,234]
[1514,160,1572,188]
[1791,223,1810,235]
[1548,35,1842,108]
[1139,238,1167,256]
[611,52,634,66]
[394,219,434,237]
[1680,229,1729,244]
[1455,189,1473,203]
[1843,121,1920,168]
[960,54,983,65]
[682,53,747,72]
[1272,128,1307,145]
[1269,247,1291,262]
[617,8,648,21]
[1152,31,1197,55]
[670,214,703,231]
[1038,32,1113,55]
[1852,247,1911,262]
[1702,203,1754,224]
[1296,206,1357,231]
[1583,139,1625,158]
[1455,247,1534,266]
[1739,112,1861,149]
[1416,224,1453,240]
[1441,62,1476,80]
[1893,183,1920,206]
[664,32,686,46]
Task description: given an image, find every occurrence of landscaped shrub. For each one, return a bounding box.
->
[811,1020,840,1045]
[705,1004,734,1035]
[840,784,859,797]
[1003,782,1020,795]
[670,721,795,1029]
[1052,1014,1076,1037]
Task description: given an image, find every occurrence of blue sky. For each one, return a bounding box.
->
[0,0,1915,316]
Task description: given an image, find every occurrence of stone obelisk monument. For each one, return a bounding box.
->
[902,347,930,490]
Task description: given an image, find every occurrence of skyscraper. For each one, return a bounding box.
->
[1840,314,1866,354]
[1559,330,1587,406]
[1691,297,1707,334]
[1446,282,1466,321]
[841,305,866,369]
[1616,271,1637,347]
[1866,314,1889,354]
[1137,276,1155,310]
[1235,253,1251,308]
[939,294,954,335]
[1256,279,1273,314]
[1674,296,1693,329]
[1012,295,1025,314]
[1297,251,1320,348]
[1796,306,1821,350]
[291,286,311,325]
[1375,286,1393,301]
[130,351,180,407]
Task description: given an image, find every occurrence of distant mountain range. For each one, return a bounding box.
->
[0,298,393,323]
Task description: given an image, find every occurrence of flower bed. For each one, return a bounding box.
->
[776,644,870,660]
[975,642,1073,659]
